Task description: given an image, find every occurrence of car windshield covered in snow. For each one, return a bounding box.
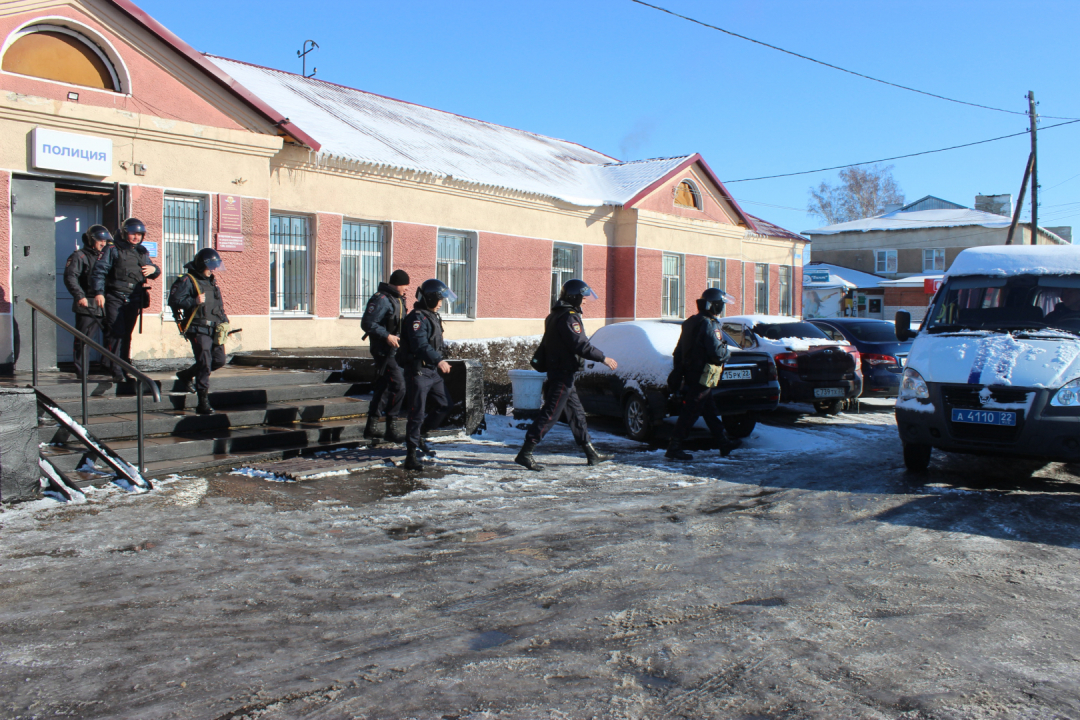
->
[926,274,1080,334]
[752,322,830,341]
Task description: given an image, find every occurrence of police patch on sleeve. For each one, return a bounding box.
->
[413,320,421,331]
[367,303,376,313]
[715,329,723,339]
[571,321,582,333]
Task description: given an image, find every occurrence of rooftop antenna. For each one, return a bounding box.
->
[297,39,318,78]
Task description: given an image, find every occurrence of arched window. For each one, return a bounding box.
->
[674,179,701,210]
[2,24,122,92]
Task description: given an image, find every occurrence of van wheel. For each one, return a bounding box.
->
[721,414,756,439]
[903,443,932,473]
[814,400,843,415]
[622,392,652,442]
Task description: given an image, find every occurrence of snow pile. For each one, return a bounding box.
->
[896,398,935,414]
[945,245,1080,278]
[230,467,294,483]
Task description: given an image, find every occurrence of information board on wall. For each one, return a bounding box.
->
[216,194,244,251]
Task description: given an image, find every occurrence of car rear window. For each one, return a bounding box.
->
[841,322,899,342]
[753,322,829,340]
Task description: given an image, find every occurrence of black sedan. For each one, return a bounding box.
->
[573,320,780,441]
[809,318,911,398]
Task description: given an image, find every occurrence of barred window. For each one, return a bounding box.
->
[779,266,793,315]
[755,263,769,314]
[662,253,684,318]
[551,242,582,308]
[163,195,203,313]
[340,222,384,313]
[707,257,725,291]
[437,231,474,318]
[270,214,310,314]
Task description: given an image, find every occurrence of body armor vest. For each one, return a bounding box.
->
[108,243,145,295]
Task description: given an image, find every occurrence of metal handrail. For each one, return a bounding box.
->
[26,298,161,473]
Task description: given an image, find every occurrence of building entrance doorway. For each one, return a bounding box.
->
[55,193,104,364]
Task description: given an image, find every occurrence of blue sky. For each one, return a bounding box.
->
[137,0,1080,238]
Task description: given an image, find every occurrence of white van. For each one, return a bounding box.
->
[893,245,1080,472]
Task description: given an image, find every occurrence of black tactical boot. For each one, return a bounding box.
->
[403,445,425,471]
[195,390,214,415]
[582,442,613,466]
[717,433,743,458]
[417,437,436,457]
[665,439,693,461]
[363,415,381,442]
[176,368,196,394]
[384,418,403,444]
[514,440,542,471]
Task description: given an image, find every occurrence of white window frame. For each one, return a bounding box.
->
[755,263,770,315]
[340,220,386,315]
[923,248,945,273]
[876,249,898,274]
[436,229,477,319]
[269,213,312,315]
[161,193,209,319]
[707,257,725,291]
[551,241,582,308]
[661,252,684,318]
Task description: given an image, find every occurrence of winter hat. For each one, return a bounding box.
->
[388,269,410,286]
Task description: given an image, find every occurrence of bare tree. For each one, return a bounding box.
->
[807,164,905,225]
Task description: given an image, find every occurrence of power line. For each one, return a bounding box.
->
[722,119,1080,184]
[630,0,1079,121]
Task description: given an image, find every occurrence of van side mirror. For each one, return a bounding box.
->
[895,311,913,341]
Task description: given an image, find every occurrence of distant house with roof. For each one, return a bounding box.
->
[803,194,1071,282]
[0,0,808,370]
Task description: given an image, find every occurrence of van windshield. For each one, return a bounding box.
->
[926,274,1080,334]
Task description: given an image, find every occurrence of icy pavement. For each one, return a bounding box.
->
[3,404,1080,719]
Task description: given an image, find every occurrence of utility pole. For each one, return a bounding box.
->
[1028,91,1038,244]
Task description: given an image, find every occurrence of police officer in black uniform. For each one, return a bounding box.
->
[398,279,455,470]
[63,224,110,378]
[665,287,742,461]
[360,269,410,442]
[514,279,618,471]
[90,217,160,381]
[168,248,228,415]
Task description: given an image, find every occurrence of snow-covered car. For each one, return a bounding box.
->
[575,320,780,441]
[721,314,862,414]
[894,245,1080,472]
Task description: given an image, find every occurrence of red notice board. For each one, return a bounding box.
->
[217,194,244,251]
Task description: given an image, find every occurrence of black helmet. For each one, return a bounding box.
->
[559,279,599,308]
[416,278,457,309]
[193,248,223,273]
[698,287,726,317]
[82,224,112,247]
[118,217,147,243]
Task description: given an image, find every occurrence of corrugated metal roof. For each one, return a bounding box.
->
[206,55,691,207]
[747,214,807,243]
[803,208,1014,235]
[899,195,967,212]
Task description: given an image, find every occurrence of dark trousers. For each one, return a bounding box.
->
[370,355,406,419]
[103,292,140,373]
[73,313,102,372]
[405,367,450,448]
[672,381,726,442]
[181,332,227,392]
[525,371,590,446]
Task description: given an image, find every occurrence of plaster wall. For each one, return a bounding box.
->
[128,184,162,313]
[314,212,342,318]
[389,222,437,297]
[0,170,9,314]
[635,248,663,319]
[685,254,706,307]
[634,165,738,225]
[476,231,550,319]
[744,262,756,314]
[725,259,744,315]
[793,264,804,316]
[609,246,636,320]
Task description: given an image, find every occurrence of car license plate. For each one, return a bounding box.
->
[813,387,845,398]
[951,409,1016,426]
[722,369,752,381]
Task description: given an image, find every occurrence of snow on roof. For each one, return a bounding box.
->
[945,245,1080,278]
[877,274,943,287]
[206,55,692,207]
[747,214,807,243]
[803,208,1014,235]
[724,314,805,326]
[802,263,884,289]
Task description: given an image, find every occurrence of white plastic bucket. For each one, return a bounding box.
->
[508,369,546,410]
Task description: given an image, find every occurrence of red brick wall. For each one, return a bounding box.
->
[0,171,9,314]
[129,185,164,313]
[314,213,342,318]
[584,243,617,319]
[636,248,662,318]
[793,264,803,316]
[685,254,706,308]
[220,197,270,316]
[725,259,742,315]
[611,246,636,319]
[744,262,756,314]
[390,223,437,297]
[769,264,781,315]
[478,232,551,318]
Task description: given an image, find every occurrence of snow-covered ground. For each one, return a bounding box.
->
[3,404,1080,719]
